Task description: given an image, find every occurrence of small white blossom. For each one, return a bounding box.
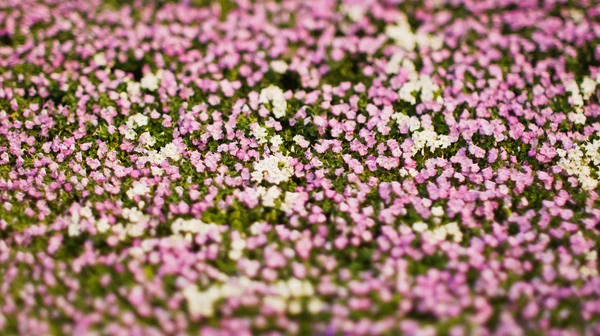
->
[127,113,149,128]
[270,135,284,150]
[124,128,137,140]
[412,222,428,232]
[93,53,107,66]
[126,181,150,199]
[341,4,364,22]
[141,72,160,91]
[431,206,444,217]
[270,60,289,74]
[260,85,287,118]
[581,76,597,100]
[251,124,269,144]
[138,132,156,147]
[251,154,294,185]
[160,143,181,161]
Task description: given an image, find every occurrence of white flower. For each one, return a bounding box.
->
[127,113,149,128]
[581,77,597,100]
[399,75,441,105]
[270,60,289,74]
[147,150,166,165]
[341,4,364,22]
[251,154,293,185]
[565,79,584,106]
[258,186,281,207]
[260,86,287,118]
[288,300,302,315]
[385,53,404,75]
[399,81,418,105]
[93,53,107,66]
[229,237,246,260]
[431,206,444,217]
[386,23,416,51]
[141,72,160,91]
[122,207,147,224]
[412,222,428,232]
[280,192,299,213]
[264,296,286,313]
[408,118,421,132]
[251,124,268,144]
[184,285,221,318]
[160,143,180,161]
[97,218,110,233]
[569,112,586,125]
[139,132,156,147]
[171,218,218,236]
[127,81,141,96]
[586,251,597,261]
[270,135,283,149]
[557,144,599,191]
[151,166,163,176]
[307,298,324,314]
[444,222,463,242]
[126,181,150,199]
[124,128,137,140]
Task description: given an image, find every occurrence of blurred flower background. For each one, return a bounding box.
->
[1,0,600,335]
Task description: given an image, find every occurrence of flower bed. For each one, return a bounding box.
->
[1,0,600,335]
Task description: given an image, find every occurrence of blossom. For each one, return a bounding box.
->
[141,72,161,91]
[251,153,293,185]
[270,60,289,74]
[93,53,107,66]
[259,85,287,118]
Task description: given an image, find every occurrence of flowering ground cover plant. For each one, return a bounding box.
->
[1,0,600,334]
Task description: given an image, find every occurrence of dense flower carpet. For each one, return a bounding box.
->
[1,0,600,335]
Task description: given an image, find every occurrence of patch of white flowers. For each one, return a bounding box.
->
[67,204,93,237]
[126,80,141,96]
[265,278,323,315]
[557,140,600,190]
[93,53,107,66]
[123,113,150,140]
[171,218,219,241]
[580,250,598,278]
[184,277,260,318]
[412,129,451,154]
[385,53,408,75]
[251,153,294,185]
[580,76,598,100]
[138,132,156,147]
[126,181,150,199]
[385,17,416,51]
[399,74,443,105]
[257,185,282,207]
[251,124,268,144]
[385,14,443,51]
[565,79,584,107]
[412,219,463,244]
[427,222,463,244]
[140,71,162,91]
[269,135,284,151]
[109,207,150,239]
[127,113,149,128]
[280,191,300,213]
[270,60,289,74]
[392,113,451,154]
[160,143,181,161]
[259,85,287,118]
[341,3,365,22]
